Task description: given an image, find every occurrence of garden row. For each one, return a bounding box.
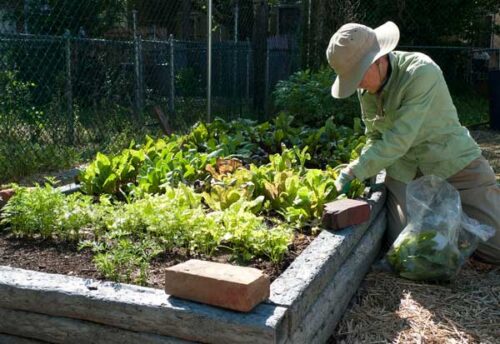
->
[1,113,366,285]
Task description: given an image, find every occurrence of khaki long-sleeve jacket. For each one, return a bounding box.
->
[350,51,481,183]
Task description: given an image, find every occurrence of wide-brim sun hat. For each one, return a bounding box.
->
[326,21,400,99]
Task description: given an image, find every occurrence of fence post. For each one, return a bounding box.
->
[265,44,270,119]
[252,0,269,120]
[169,34,175,114]
[23,0,29,33]
[232,1,239,118]
[207,0,213,123]
[246,39,250,107]
[497,48,500,70]
[300,0,311,69]
[64,30,74,145]
[133,10,144,123]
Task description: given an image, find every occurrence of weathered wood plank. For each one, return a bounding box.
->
[0,307,189,344]
[287,209,387,344]
[0,267,288,344]
[269,186,386,333]
[0,333,48,344]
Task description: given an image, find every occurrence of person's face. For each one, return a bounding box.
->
[359,61,382,93]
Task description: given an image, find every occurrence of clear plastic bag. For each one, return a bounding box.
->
[386,175,495,281]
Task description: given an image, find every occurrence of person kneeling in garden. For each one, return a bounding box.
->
[326,21,500,265]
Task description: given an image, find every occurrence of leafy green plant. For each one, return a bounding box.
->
[79,152,119,195]
[1,183,94,241]
[215,198,293,263]
[79,114,367,199]
[93,238,161,285]
[201,146,366,227]
[79,134,219,197]
[84,185,293,281]
[386,229,461,281]
[2,108,374,284]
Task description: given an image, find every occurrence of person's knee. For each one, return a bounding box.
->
[384,177,408,244]
[386,209,406,244]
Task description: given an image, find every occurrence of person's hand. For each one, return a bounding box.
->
[334,167,355,194]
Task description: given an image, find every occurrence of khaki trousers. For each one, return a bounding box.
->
[385,156,500,265]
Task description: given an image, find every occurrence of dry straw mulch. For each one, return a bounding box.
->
[331,260,500,344]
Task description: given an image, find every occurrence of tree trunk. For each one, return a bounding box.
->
[252,0,268,119]
[311,0,327,70]
[179,0,192,40]
[300,0,311,70]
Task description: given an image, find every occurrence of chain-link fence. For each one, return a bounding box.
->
[0,1,301,183]
[0,0,499,183]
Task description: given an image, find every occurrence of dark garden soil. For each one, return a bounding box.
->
[0,229,313,288]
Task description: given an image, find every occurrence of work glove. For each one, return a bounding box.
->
[334,167,355,194]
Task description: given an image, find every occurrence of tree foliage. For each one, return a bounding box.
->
[359,0,500,46]
[0,0,128,36]
[302,0,500,70]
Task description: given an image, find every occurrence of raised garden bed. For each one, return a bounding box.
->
[0,115,387,342]
[0,181,386,343]
[1,116,370,285]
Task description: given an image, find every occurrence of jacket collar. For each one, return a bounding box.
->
[359,51,396,97]
[378,51,396,95]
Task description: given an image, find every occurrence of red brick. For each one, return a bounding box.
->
[0,189,15,209]
[164,259,270,312]
[321,199,371,230]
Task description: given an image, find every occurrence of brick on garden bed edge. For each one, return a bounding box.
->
[0,188,15,210]
[321,198,371,230]
[164,259,270,312]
